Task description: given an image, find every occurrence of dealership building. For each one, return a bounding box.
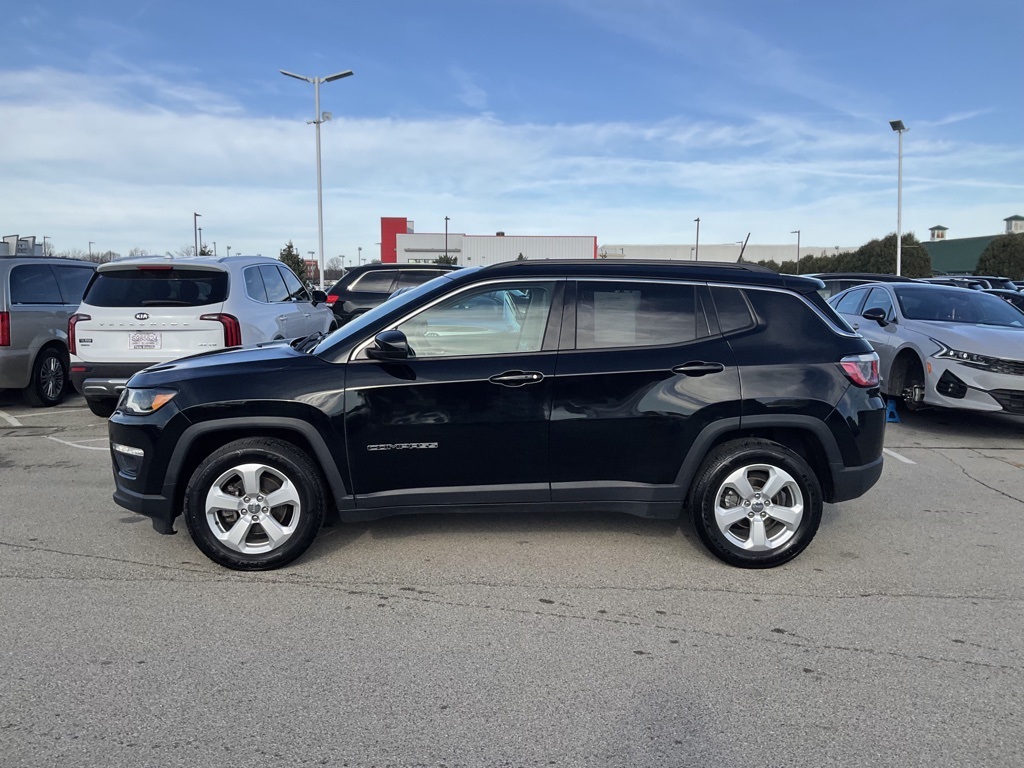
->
[378,217,843,267]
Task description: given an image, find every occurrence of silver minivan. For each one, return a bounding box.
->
[0,256,96,406]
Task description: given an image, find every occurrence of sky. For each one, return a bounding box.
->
[3,0,1022,265]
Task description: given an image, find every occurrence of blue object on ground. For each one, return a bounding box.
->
[885,399,900,423]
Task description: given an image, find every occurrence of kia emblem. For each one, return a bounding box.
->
[135,312,149,320]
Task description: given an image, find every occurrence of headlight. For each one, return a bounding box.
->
[120,387,177,415]
[932,340,996,368]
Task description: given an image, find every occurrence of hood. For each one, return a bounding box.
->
[127,339,307,386]
[906,321,1024,358]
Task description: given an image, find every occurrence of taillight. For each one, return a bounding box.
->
[325,293,339,306]
[200,313,242,347]
[68,313,91,355]
[839,352,880,387]
[0,311,9,346]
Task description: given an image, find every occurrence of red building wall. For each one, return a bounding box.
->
[380,217,411,264]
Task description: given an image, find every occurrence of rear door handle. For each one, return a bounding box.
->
[489,370,545,387]
[672,361,725,377]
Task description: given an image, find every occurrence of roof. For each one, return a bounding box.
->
[929,225,949,231]
[922,236,996,273]
[1004,215,1024,222]
[471,258,824,293]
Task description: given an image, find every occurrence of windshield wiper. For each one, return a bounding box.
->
[291,331,325,352]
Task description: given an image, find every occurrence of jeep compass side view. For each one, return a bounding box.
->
[107,260,885,570]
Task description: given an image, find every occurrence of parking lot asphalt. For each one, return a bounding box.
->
[1,391,1022,768]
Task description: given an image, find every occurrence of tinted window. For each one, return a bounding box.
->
[833,288,867,315]
[258,265,290,302]
[53,265,94,304]
[83,268,228,307]
[577,281,699,349]
[244,266,269,302]
[351,271,397,293]
[10,265,62,304]
[710,286,755,334]
[864,287,894,319]
[280,267,310,302]
[397,282,554,357]
[395,270,446,290]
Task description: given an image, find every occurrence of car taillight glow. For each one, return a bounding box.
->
[200,313,242,347]
[325,293,339,306]
[839,352,880,388]
[0,312,9,346]
[68,313,91,355]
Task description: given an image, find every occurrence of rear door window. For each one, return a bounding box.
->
[280,267,311,302]
[575,281,703,349]
[833,288,868,316]
[258,265,290,302]
[395,270,446,291]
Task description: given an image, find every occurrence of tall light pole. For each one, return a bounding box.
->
[693,217,700,260]
[358,246,362,264]
[444,216,450,261]
[42,236,50,256]
[890,120,907,276]
[198,227,203,255]
[226,245,232,257]
[212,241,217,256]
[89,241,94,258]
[280,67,354,289]
[791,229,801,273]
[193,212,201,257]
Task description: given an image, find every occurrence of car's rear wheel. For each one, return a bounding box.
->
[183,438,326,570]
[86,398,117,418]
[689,438,822,568]
[22,348,68,407]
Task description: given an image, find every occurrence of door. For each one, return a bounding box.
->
[549,280,741,503]
[343,279,561,508]
[255,264,301,338]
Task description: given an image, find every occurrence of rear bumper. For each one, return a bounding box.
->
[70,362,150,400]
[829,454,884,502]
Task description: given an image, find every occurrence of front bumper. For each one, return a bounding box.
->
[925,358,1024,414]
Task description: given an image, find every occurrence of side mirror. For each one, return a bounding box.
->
[862,306,889,326]
[309,289,328,306]
[367,329,411,361]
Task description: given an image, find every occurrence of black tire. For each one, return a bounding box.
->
[689,438,822,568]
[22,348,68,407]
[86,398,117,418]
[183,438,326,570]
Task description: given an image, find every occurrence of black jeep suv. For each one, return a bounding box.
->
[108,260,885,570]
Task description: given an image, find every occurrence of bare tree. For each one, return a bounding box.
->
[128,247,149,258]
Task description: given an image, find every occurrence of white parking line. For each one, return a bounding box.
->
[883,448,916,465]
[46,436,109,451]
[0,410,22,427]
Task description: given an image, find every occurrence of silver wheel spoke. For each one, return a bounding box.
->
[749,516,769,550]
[265,482,301,510]
[223,515,255,550]
[207,487,240,511]
[238,464,266,497]
[769,502,802,529]
[260,514,290,546]
[760,467,790,501]
[723,469,756,500]
[715,505,749,528]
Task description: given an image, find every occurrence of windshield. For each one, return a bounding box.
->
[894,286,1024,327]
[311,269,474,353]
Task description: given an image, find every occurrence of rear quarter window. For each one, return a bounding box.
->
[53,266,94,305]
[744,289,851,358]
[10,265,62,304]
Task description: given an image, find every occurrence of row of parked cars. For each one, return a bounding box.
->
[806,272,1024,415]
[0,256,455,416]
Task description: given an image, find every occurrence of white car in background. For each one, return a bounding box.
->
[69,255,336,417]
[829,282,1024,414]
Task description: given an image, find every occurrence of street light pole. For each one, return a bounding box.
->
[193,212,201,257]
[280,67,354,289]
[212,241,217,257]
[226,245,232,257]
[89,241,94,259]
[42,236,50,256]
[198,227,203,255]
[444,216,450,261]
[358,246,362,264]
[693,217,700,260]
[890,120,907,276]
[791,229,801,273]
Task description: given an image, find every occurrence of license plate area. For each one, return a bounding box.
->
[129,331,162,350]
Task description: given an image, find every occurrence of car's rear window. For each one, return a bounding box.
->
[83,268,228,307]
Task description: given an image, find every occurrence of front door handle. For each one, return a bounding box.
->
[489,370,545,387]
[672,361,725,377]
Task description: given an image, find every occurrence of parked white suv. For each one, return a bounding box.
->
[70,255,336,417]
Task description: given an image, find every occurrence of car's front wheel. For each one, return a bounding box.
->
[689,438,822,568]
[183,438,326,570]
